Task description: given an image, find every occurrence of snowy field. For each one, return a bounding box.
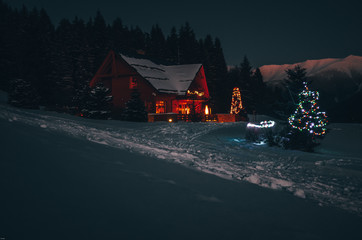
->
[1,92,362,239]
[1,103,361,215]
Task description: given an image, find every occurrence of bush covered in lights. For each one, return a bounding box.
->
[246,120,278,146]
[285,81,328,151]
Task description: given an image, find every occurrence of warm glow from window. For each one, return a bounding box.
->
[205,105,209,115]
[168,118,173,122]
[156,101,165,113]
[178,104,190,114]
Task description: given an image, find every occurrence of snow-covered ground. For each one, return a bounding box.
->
[0,98,361,216]
[1,94,362,239]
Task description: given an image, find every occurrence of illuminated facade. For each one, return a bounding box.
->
[90,50,210,116]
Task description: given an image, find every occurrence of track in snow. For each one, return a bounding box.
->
[1,104,361,215]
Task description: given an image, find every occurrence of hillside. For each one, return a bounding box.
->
[259,55,362,122]
[1,100,362,239]
[259,55,362,83]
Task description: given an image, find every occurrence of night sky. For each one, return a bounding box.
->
[5,0,362,67]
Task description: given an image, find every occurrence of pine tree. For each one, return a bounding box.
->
[286,81,328,151]
[128,26,146,54]
[48,18,75,108]
[251,67,266,113]
[8,78,39,109]
[178,22,199,64]
[0,0,16,91]
[72,17,93,86]
[238,56,253,113]
[285,65,308,104]
[146,24,167,60]
[110,17,127,53]
[122,89,148,122]
[82,82,113,119]
[200,36,228,113]
[34,8,54,105]
[72,83,91,115]
[92,11,109,71]
[166,27,179,64]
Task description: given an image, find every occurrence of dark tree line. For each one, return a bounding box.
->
[227,56,266,115]
[0,1,232,113]
[1,0,274,118]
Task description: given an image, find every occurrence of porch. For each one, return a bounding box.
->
[148,113,248,123]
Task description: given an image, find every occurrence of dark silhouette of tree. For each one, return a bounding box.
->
[72,83,91,115]
[284,65,308,103]
[48,18,75,108]
[110,18,128,53]
[200,36,228,112]
[178,22,199,64]
[0,0,16,91]
[284,65,308,114]
[0,3,232,118]
[128,26,146,54]
[250,67,266,113]
[8,78,39,109]
[238,56,253,112]
[82,82,113,119]
[122,89,148,122]
[166,27,179,63]
[91,11,109,72]
[226,57,266,114]
[146,24,167,60]
[212,38,229,112]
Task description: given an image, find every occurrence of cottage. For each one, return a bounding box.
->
[90,50,210,120]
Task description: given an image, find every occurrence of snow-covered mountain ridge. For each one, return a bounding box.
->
[259,55,362,82]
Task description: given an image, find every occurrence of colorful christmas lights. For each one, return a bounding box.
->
[288,82,328,136]
[230,87,243,114]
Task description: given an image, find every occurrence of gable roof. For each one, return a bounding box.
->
[121,54,202,95]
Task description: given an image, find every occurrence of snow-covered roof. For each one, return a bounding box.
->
[121,54,202,95]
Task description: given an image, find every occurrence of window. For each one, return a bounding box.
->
[156,101,166,113]
[178,104,190,114]
[129,77,137,89]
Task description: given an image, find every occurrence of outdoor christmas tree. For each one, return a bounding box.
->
[287,81,328,150]
[230,87,243,114]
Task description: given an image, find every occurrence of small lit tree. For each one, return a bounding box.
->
[287,81,328,151]
[230,87,243,114]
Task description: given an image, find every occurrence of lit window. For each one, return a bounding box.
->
[156,101,166,113]
[129,77,137,89]
[178,104,190,114]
